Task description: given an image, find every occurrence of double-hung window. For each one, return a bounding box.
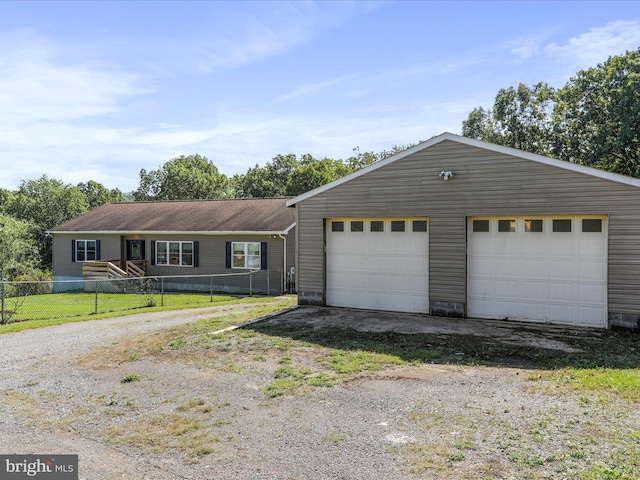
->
[75,240,98,262]
[155,241,194,266]
[232,242,261,269]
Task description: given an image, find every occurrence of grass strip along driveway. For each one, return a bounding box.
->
[1,301,639,479]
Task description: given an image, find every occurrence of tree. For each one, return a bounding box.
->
[553,48,640,176]
[7,175,88,269]
[0,215,39,280]
[462,82,556,156]
[134,154,230,201]
[285,156,352,196]
[233,154,299,198]
[462,48,640,176]
[77,181,125,209]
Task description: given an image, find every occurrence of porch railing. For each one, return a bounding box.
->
[83,259,146,279]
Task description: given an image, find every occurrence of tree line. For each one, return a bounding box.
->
[1,47,638,280]
[0,145,410,278]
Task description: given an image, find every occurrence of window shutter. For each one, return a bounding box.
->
[96,240,101,260]
[71,240,76,262]
[260,242,267,270]
[225,242,231,269]
[151,241,156,266]
[193,241,199,267]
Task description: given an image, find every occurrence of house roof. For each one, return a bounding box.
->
[286,132,640,206]
[50,197,296,234]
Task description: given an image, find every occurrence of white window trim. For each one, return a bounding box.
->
[232,242,261,270]
[76,239,97,262]
[155,241,194,267]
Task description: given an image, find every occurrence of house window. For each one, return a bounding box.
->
[370,221,384,232]
[75,240,98,262]
[582,219,602,233]
[553,219,572,233]
[472,220,490,232]
[524,219,543,233]
[350,221,364,232]
[391,220,405,232]
[155,241,194,266]
[412,220,428,232]
[498,220,516,233]
[232,242,261,269]
[331,221,344,232]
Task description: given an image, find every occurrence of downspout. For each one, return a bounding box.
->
[278,234,286,294]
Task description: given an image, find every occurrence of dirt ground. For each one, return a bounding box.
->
[0,302,637,479]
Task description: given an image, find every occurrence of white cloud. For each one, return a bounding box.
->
[545,20,640,69]
[511,41,540,59]
[0,29,150,123]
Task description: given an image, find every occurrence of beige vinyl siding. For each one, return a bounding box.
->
[52,234,121,278]
[53,232,293,294]
[296,140,640,317]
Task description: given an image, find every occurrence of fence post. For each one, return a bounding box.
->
[210,275,213,302]
[266,270,270,296]
[161,277,164,307]
[249,271,253,297]
[1,279,5,325]
[94,280,98,314]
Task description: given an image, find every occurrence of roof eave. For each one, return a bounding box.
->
[48,230,295,236]
[285,132,640,206]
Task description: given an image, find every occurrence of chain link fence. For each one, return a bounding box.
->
[1,270,292,325]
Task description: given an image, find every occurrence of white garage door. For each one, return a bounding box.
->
[468,216,607,327]
[326,218,429,313]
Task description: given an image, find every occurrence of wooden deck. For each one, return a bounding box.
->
[82,260,147,279]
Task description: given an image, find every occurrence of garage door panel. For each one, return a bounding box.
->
[494,280,521,300]
[469,216,606,327]
[495,259,521,277]
[549,282,577,302]
[521,302,548,320]
[327,218,429,313]
[579,262,605,281]
[548,239,576,257]
[579,284,605,304]
[521,282,547,301]
[579,238,605,257]
[521,260,548,279]
[549,262,575,280]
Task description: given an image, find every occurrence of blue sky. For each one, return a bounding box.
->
[1,1,638,193]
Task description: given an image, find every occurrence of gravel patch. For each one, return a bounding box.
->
[0,303,637,479]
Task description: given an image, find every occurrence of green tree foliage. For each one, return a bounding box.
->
[0,214,39,280]
[553,48,640,176]
[77,180,125,209]
[7,175,89,270]
[285,155,353,196]
[233,154,298,198]
[462,82,556,156]
[462,48,640,176]
[134,154,230,201]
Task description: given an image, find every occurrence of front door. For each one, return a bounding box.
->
[127,240,145,261]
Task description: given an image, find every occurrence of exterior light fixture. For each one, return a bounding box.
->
[439,170,454,181]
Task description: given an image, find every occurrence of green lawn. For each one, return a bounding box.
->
[1,290,238,325]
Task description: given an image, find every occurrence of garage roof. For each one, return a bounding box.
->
[286,132,640,206]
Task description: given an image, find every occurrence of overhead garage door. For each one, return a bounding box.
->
[326,218,429,313]
[468,216,607,327]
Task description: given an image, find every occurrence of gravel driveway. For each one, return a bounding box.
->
[0,302,636,479]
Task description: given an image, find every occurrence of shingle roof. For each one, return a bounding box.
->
[50,198,295,233]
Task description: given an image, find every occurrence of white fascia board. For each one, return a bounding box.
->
[49,230,290,235]
[285,132,640,207]
[282,222,296,234]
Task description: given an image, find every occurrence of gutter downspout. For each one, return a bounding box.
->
[278,234,286,294]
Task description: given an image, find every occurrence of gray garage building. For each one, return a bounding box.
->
[286,133,640,329]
